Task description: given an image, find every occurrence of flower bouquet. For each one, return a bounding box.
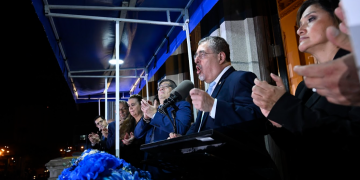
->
[58,149,151,180]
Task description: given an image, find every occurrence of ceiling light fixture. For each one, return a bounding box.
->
[109,59,124,65]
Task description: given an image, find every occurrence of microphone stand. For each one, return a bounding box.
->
[169,103,179,134]
[158,97,179,134]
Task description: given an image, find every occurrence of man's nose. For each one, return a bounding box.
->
[194,57,199,64]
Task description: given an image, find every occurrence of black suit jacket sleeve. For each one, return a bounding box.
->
[268,82,360,137]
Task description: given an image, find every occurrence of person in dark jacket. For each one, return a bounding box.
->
[252,0,360,179]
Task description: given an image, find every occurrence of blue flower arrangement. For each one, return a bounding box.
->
[58,149,151,180]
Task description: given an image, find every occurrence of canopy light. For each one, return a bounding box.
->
[109,59,124,65]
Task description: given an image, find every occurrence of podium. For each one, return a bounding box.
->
[140,128,280,180]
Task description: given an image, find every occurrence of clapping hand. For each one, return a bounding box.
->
[141,99,158,120]
[122,132,135,145]
[167,132,182,139]
[326,1,352,52]
[88,133,95,143]
[252,73,286,117]
[88,132,100,144]
[102,128,109,138]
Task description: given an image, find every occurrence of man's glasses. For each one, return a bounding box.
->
[193,51,218,60]
[157,85,171,91]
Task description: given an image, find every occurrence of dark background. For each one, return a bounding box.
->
[1,1,102,179]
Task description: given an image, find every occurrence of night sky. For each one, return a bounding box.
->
[1,1,101,169]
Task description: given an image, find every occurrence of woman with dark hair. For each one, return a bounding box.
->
[121,94,144,141]
[118,94,145,168]
[252,0,360,179]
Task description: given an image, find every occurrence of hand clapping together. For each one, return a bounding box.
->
[102,128,109,138]
[140,99,158,120]
[88,132,100,145]
[122,132,135,145]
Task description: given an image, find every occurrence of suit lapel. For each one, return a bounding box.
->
[296,78,321,108]
[296,84,309,98]
[199,67,235,131]
[211,78,224,98]
[211,67,235,98]
[305,92,321,108]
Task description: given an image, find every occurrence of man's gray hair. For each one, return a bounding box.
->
[198,36,231,62]
[119,100,129,108]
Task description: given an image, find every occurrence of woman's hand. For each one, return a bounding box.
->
[252,73,286,117]
[122,132,135,145]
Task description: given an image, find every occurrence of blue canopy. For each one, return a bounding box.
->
[32,0,218,103]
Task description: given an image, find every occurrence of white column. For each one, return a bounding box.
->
[184,9,197,122]
[115,21,120,158]
[105,78,108,120]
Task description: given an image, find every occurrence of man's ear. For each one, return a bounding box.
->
[219,52,226,64]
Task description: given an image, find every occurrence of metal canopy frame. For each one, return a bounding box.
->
[43,0,196,158]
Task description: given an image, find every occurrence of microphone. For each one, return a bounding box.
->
[159,80,194,113]
[158,80,194,134]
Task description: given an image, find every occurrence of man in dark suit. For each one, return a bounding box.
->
[88,115,116,155]
[169,36,279,179]
[164,36,266,135]
[135,79,192,179]
[136,79,192,143]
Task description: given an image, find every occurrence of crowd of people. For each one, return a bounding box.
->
[87,0,359,179]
